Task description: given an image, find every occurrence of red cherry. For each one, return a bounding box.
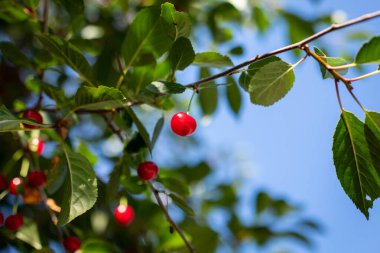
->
[114,204,135,226]
[0,174,7,191]
[137,161,158,181]
[4,214,23,230]
[9,177,23,195]
[22,110,43,129]
[170,112,197,136]
[0,212,3,225]
[27,171,47,188]
[63,236,81,252]
[37,139,45,156]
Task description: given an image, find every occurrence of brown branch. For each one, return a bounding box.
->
[101,113,125,142]
[186,10,380,89]
[41,0,49,33]
[148,182,196,253]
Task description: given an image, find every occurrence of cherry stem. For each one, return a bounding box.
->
[187,91,196,114]
[0,190,8,201]
[13,195,19,214]
[148,182,196,253]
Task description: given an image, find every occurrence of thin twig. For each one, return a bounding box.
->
[42,0,49,33]
[347,70,380,82]
[148,182,196,253]
[101,113,125,142]
[335,79,344,112]
[185,10,380,89]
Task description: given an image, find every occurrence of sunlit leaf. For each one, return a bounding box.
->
[169,37,195,72]
[355,36,380,64]
[75,85,127,110]
[193,52,233,68]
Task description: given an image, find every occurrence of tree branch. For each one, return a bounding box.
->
[148,182,196,253]
[186,10,380,89]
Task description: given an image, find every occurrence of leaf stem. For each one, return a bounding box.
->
[148,182,196,253]
[329,63,357,70]
[334,79,344,113]
[347,70,380,82]
[187,91,196,113]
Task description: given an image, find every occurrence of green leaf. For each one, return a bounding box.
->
[75,85,127,110]
[229,46,243,56]
[122,3,178,68]
[16,219,42,249]
[365,111,380,140]
[22,0,40,9]
[0,42,32,67]
[125,107,151,152]
[193,52,234,68]
[81,239,120,253]
[77,142,97,165]
[169,193,195,216]
[226,76,242,115]
[199,68,218,116]
[332,111,380,219]
[256,191,271,214]
[159,175,190,197]
[26,76,69,106]
[161,3,192,39]
[56,0,84,18]
[146,81,186,94]
[355,36,380,64]
[314,47,348,79]
[121,175,147,195]
[58,149,98,225]
[151,116,164,149]
[0,105,50,132]
[169,37,195,72]
[253,6,270,33]
[0,0,29,22]
[31,249,54,253]
[247,58,295,106]
[35,34,96,87]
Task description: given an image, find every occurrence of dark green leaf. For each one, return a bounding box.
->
[0,105,50,132]
[193,52,234,68]
[31,249,54,253]
[126,132,147,153]
[297,219,322,232]
[332,111,380,219]
[226,76,242,115]
[276,231,311,246]
[23,0,40,9]
[253,6,270,33]
[121,175,147,195]
[81,239,120,253]
[199,68,218,116]
[35,34,96,86]
[169,37,195,72]
[75,85,127,110]
[355,36,380,64]
[125,107,151,152]
[184,224,219,252]
[170,193,195,216]
[229,46,244,55]
[314,47,348,79]
[151,116,164,149]
[124,65,155,95]
[159,175,190,197]
[365,111,380,140]
[177,162,211,184]
[58,149,98,225]
[0,42,32,67]
[0,0,29,22]
[161,3,192,39]
[146,81,186,94]
[56,0,84,17]
[256,191,271,214]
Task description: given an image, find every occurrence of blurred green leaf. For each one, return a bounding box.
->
[125,107,151,152]
[126,132,147,153]
[199,68,218,116]
[276,231,312,246]
[58,149,98,225]
[253,6,270,33]
[355,36,380,64]
[77,142,97,165]
[56,0,84,18]
[193,52,234,68]
[226,76,242,115]
[184,224,219,253]
[169,37,195,72]
[16,219,42,249]
[121,175,147,195]
[256,191,271,214]
[75,85,127,110]
[0,0,29,22]
[146,81,186,94]
[170,193,195,216]
[177,162,211,184]
[23,0,40,9]
[332,110,380,219]
[81,239,121,253]
[151,116,164,149]
[0,42,32,67]
[159,175,190,197]
[229,46,244,56]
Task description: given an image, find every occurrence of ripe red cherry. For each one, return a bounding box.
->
[0,174,7,191]
[137,161,158,181]
[170,112,197,136]
[27,171,47,188]
[4,214,23,230]
[22,110,43,129]
[63,236,81,252]
[36,139,45,156]
[114,204,135,226]
[9,177,23,195]
[0,212,3,225]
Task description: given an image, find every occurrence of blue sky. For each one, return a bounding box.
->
[171,1,380,252]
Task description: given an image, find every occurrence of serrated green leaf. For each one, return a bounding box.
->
[365,111,380,140]
[314,47,348,79]
[122,3,178,69]
[16,219,42,249]
[170,193,195,216]
[75,85,127,110]
[161,3,192,39]
[332,111,380,219]
[0,105,51,132]
[169,37,195,72]
[193,52,233,68]
[58,149,98,225]
[0,42,32,67]
[355,36,380,64]
[226,76,242,115]
[81,239,120,253]
[248,59,295,106]
[146,81,186,94]
[35,34,96,87]
[199,68,218,116]
[151,116,164,149]
[56,0,84,17]
[125,107,151,152]
[253,6,270,33]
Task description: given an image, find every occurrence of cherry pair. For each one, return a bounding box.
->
[0,212,23,231]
